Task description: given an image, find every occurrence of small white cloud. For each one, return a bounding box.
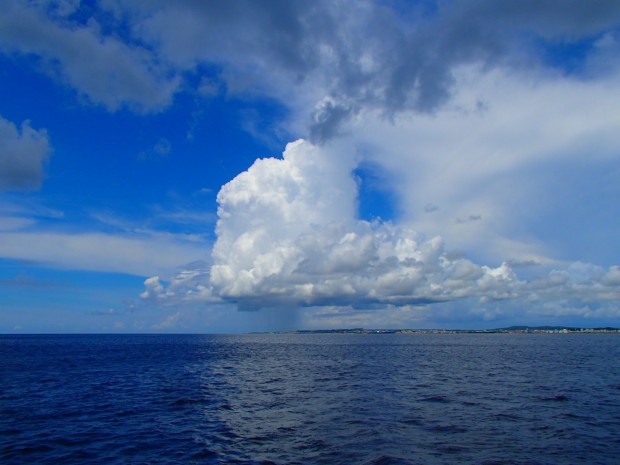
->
[140,276,165,300]
[153,311,181,330]
[603,266,620,286]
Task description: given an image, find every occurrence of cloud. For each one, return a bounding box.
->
[91,207,216,241]
[309,97,357,144]
[144,138,620,317]
[0,229,208,277]
[0,198,64,220]
[349,64,620,265]
[146,140,518,310]
[0,117,51,191]
[140,261,216,304]
[525,264,620,303]
[0,272,57,288]
[117,0,620,137]
[0,216,36,231]
[4,1,619,128]
[153,311,182,330]
[0,2,179,112]
[456,215,482,225]
[139,138,172,160]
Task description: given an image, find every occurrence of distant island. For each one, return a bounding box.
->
[260,326,620,335]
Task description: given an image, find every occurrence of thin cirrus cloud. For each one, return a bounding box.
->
[352,63,620,265]
[0,228,207,278]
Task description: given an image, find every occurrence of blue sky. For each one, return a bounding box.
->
[1,0,620,333]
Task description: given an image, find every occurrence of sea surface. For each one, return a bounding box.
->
[1,333,619,465]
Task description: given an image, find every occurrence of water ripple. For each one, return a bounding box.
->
[1,333,619,464]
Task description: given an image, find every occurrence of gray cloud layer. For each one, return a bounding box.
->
[3,1,620,129]
[0,1,178,112]
[0,117,51,191]
[127,0,620,141]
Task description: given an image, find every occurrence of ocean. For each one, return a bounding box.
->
[1,333,619,464]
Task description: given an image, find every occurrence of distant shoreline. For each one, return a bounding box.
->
[256,326,620,335]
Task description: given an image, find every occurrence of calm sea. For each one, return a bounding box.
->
[1,333,619,464]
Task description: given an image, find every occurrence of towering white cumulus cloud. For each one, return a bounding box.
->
[141,137,620,317]
[147,140,517,310]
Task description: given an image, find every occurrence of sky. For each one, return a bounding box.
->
[1,0,620,333]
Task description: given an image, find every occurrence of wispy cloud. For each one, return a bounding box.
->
[152,311,182,330]
[0,229,207,277]
[139,138,172,160]
[0,272,58,288]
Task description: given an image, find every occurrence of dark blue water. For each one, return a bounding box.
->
[1,334,619,464]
